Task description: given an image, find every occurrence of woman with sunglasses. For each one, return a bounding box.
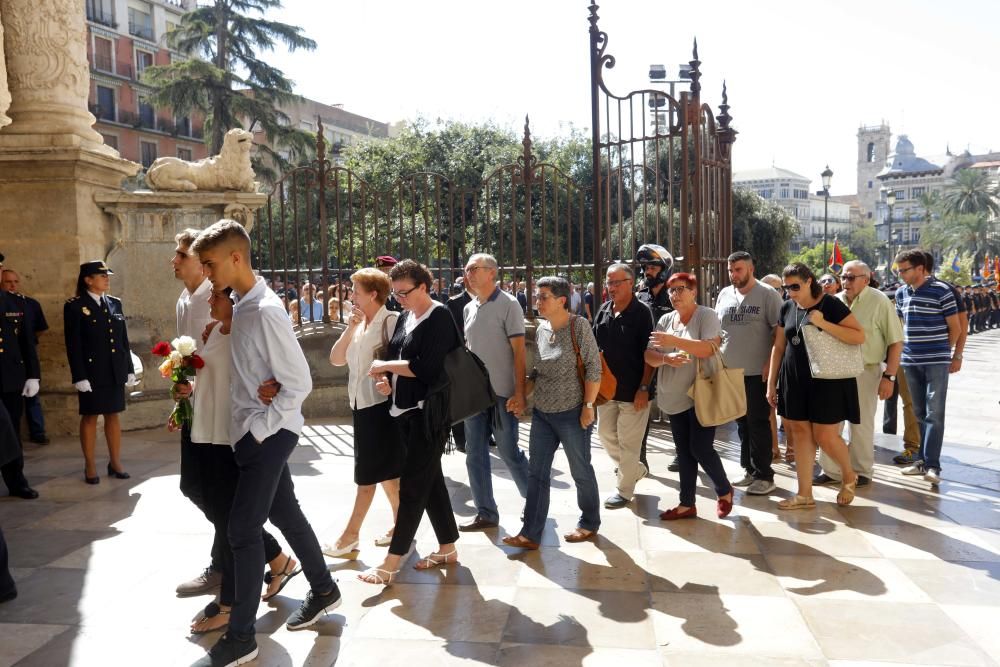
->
[645,272,734,520]
[767,262,864,509]
[359,260,462,585]
[819,273,842,296]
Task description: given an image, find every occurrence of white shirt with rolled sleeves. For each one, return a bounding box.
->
[230,277,312,445]
[176,277,213,339]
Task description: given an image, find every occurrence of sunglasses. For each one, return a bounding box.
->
[819,278,835,286]
[842,275,866,282]
[781,283,803,292]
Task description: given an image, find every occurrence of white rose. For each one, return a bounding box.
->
[169,350,183,366]
[172,336,197,357]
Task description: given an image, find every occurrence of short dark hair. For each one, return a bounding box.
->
[536,275,570,310]
[894,249,928,271]
[388,259,433,291]
[782,262,822,298]
[727,251,753,264]
[921,251,935,272]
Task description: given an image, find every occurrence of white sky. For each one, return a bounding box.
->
[262,0,1000,196]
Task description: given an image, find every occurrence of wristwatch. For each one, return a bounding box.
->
[882,373,896,382]
[638,384,650,392]
[584,402,595,409]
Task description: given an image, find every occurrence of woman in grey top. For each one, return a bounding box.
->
[645,272,734,521]
[504,276,602,549]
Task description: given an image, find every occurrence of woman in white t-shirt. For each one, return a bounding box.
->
[321,268,403,560]
[185,286,301,634]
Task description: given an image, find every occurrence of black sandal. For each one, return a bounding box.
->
[190,601,230,634]
[262,555,301,601]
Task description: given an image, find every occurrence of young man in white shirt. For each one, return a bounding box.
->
[190,221,340,667]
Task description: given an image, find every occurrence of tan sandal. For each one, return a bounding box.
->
[837,478,858,506]
[190,602,230,634]
[262,555,301,600]
[414,549,458,570]
[777,495,816,510]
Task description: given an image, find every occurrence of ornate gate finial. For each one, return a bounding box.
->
[689,37,702,96]
[316,115,326,163]
[717,81,732,129]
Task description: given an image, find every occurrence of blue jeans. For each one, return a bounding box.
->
[228,429,335,638]
[464,396,530,523]
[902,363,950,471]
[669,408,732,507]
[521,407,601,543]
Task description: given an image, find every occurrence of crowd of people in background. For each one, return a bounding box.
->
[0,233,996,666]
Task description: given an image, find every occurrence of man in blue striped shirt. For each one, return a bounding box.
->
[894,249,961,486]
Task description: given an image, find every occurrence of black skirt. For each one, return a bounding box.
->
[352,401,404,485]
[78,383,126,416]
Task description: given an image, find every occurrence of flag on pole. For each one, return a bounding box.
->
[994,256,1000,283]
[828,239,844,274]
[951,254,961,273]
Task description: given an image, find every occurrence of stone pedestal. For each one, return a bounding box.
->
[92,191,266,431]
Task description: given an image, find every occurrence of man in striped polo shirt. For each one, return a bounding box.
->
[893,249,962,486]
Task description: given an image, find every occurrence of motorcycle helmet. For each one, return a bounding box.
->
[635,243,674,286]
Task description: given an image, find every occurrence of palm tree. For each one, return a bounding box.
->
[143,0,316,182]
[941,169,1000,217]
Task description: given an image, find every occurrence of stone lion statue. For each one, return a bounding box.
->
[146,128,258,192]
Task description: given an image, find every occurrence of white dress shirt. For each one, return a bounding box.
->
[176,278,213,340]
[230,276,312,444]
[191,324,233,446]
[346,306,399,411]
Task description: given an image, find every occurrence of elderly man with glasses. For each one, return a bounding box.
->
[813,261,903,489]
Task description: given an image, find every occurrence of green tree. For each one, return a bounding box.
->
[937,253,973,285]
[847,223,879,270]
[790,241,859,277]
[731,188,799,277]
[941,169,1000,217]
[143,0,316,182]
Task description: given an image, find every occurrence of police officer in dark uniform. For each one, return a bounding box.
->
[376,256,402,312]
[634,244,676,471]
[64,261,134,484]
[0,286,41,499]
[1,268,51,444]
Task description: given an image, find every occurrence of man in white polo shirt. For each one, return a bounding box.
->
[191,220,341,667]
[457,253,530,531]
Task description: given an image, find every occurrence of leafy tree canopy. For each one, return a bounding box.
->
[732,188,799,277]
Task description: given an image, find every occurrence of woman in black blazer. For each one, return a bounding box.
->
[64,261,133,484]
[358,260,461,586]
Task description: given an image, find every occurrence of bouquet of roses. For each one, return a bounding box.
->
[151,336,204,429]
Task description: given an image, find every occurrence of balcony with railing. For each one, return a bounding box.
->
[86,5,117,28]
[128,8,155,41]
[89,103,116,123]
[91,54,133,79]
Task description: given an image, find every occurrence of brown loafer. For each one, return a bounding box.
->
[458,515,499,532]
[563,528,596,543]
[501,535,539,550]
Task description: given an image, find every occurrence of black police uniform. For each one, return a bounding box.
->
[0,289,39,495]
[636,284,673,325]
[64,292,131,415]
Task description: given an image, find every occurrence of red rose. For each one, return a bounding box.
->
[189,354,205,369]
[152,341,172,357]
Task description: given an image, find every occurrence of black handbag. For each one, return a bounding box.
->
[425,312,502,429]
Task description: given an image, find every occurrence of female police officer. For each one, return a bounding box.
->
[64,261,134,484]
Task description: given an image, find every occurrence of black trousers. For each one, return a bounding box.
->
[196,443,283,606]
[0,527,13,598]
[389,410,460,556]
[736,375,774,481]
[0,392,29,494]
[228,429,334,638]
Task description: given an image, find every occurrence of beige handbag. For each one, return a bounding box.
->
[686,342,747,427]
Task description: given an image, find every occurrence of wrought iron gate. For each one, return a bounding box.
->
[250,2,734,323]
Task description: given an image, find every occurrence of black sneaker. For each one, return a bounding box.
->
[667,457,680,472]
[812,473,838,486]
[191,633,258,667]
[285,586,342,630]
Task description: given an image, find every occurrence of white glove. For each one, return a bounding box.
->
[126,373,138,387]
[22,379,40,398]
[74,380,93,393]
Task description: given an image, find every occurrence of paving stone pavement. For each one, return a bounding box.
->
[1,328,998,666]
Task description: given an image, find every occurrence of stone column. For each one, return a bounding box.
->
[0,9,10,128]
[0,0,113,154]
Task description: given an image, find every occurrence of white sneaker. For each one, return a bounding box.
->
[746,479,777,495]
[732,474,754,487]
[923,468,941,485]
[900,463,925,476]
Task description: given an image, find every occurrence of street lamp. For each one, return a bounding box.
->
[648,63,693,131]
[886,189,896,278]
[821,165,833,266]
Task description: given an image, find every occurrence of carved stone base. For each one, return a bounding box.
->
[0,146,140,434]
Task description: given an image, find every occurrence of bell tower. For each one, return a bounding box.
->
[857,123,891,221]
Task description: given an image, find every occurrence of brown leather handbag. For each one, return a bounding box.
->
[569,315,616,405]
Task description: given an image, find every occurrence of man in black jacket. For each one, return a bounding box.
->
[0,288,40,499]
[447,278,472,453]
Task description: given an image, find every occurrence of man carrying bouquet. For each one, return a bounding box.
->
[189,221,341,667]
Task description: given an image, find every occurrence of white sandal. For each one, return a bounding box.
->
[414,549,458,570]
[358,567,399,586]
[374,530,393,547]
